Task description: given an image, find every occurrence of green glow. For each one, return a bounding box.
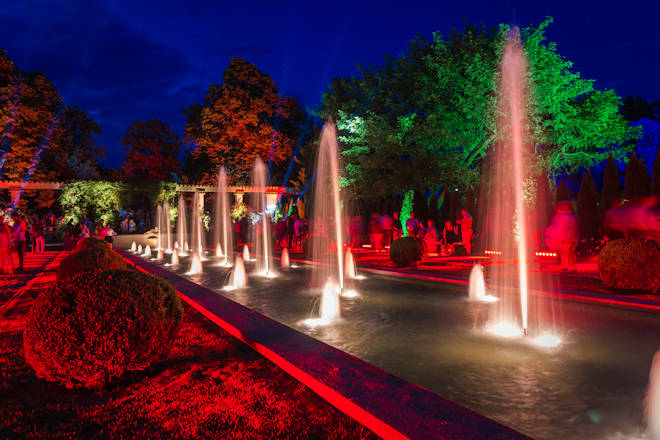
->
[400,190,414,237]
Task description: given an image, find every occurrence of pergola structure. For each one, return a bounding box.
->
[0,181,295,210]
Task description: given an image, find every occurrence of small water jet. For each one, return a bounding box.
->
[302,280,341,327]
[137,244,143,254]
[281,248,290,270]
[215,167,233,267]
[170,249,179,266]
[224,256,247,291]
[647,350,660,439]
[177,194,188,256]
[142,245,151,257]
[243,244,253,262]
[344,248,357,279]
[468,264,498,302]
[156,247,164,261]
[216,243,224,257]
[130,241,136,252]
[174,241,179,250]
[187,252,202,275]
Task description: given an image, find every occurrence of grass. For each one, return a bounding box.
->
[0,266,376,439]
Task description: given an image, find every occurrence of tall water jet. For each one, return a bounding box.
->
[483,28,554,337]
[647,350,660,439]
[215,167,233,266]
[468,264,498,302]
[281,247,290,270]
[309,122,347,291]
[187,252,202,275]
[224,256,247,290]
[156,204,163,250]
[190,190,206,259]
[177,194,188,256]
[163,201,172,252]
[251,158,274,276]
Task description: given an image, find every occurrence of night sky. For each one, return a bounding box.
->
[2,0,658,166]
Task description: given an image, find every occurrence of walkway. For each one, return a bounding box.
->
[0,251,63,312]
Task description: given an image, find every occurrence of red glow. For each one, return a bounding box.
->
[484,250,503,256]
[534,251,558,258]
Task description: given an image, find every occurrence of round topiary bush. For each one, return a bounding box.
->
[72,237,111,253]
[598,239,660,293]
[57,248,127,283]
[389,236,423,267]
[24,269,183,389]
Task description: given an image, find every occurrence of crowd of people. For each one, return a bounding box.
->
[0,211,56,274]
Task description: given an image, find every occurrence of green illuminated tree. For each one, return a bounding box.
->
[320,18,637,201]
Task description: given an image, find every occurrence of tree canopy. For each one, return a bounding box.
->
[183,57,306,185]
[320,18,638,200]
[120,119,181,181]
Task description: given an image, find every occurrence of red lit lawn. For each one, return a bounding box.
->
[0,254,375,439]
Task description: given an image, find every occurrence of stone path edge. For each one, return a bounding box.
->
[117,250,530,440]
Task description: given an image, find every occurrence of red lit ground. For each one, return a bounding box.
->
[0,254,375,439]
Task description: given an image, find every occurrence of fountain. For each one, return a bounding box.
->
[251,158,274,277]
[647,350,660,439]
[190,189,206,260]
[309,122,347,291]
[281,247,290,270]
[215,166,233,267]
[344,248,357,279]
[156,247,164,261]
[156,204,163,250]
[130,241,136,252]
[216,243,224,257]
[303,280,341,327]
[163,201,172,252]
[243,244,252,261]
[142,245,151,257]
[187,252,202,275]
[224,256,247,290]
[177,194,188,256]
[483,29,559,344]
[171,249,179,266]
[468,264,498,302]
[137,244,142,254]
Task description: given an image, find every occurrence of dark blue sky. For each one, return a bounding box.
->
[2,0,659,166]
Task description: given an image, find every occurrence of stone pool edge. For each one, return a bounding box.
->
[116,250,530,440]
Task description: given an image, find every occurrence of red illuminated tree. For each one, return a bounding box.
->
[183,57,305,184]
[120,119,181,181]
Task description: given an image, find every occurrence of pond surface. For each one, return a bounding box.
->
[144,252,660,440]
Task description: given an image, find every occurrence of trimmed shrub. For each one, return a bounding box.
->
[598,239,660,293]
[24,269,183,389]
[57,248,127,282]
[389,237,423,267]
[73,237,111,253]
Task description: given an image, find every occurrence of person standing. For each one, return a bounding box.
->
[12,215,27,272]
[424,219,438,255]
[405,212,420,238]
[294,215,303,250]
[544,201,578,270]
[456,209,473,255]
[0,217,13,274]
[32,217,45,255]
[379,212,394,247]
